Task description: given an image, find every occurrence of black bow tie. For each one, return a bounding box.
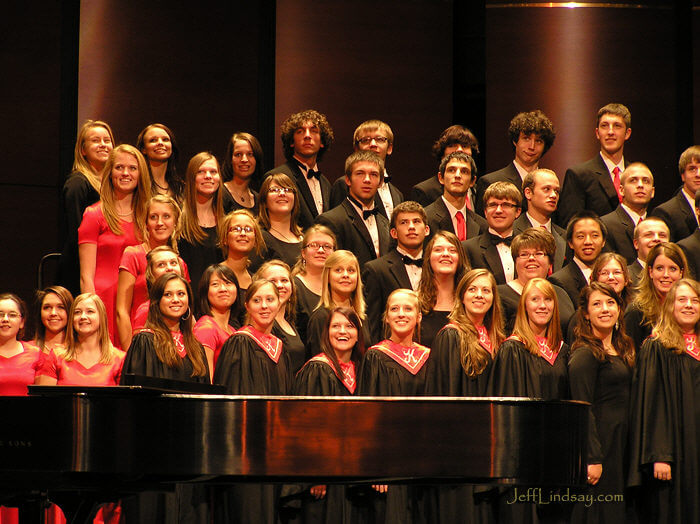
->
[490,234,513,246]
[362,208,379,220]
[306,169,321,180]
[383,174,391,183]
[402,255,423,267]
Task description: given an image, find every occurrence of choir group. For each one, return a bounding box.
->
[1,104,700,523]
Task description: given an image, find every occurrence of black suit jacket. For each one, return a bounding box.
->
[601,206,637,264]
[410,176,443,208]
[423,197,487,243]
[329,176,404,219]
[651,189,698,242]
[627,259,644,289]
[462,233,511,285]
[558,154,625,227]
[362,249,414,344]
[474,162,525,216]
[315,199,391,267]
[265,161,331,230]
[677,229,700,280]
[511,214,567,272]
[548,262,589,306]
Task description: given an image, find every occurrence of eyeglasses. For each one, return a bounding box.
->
[228,225,254,234]
[357,136,389,145]
[268,187,295,195]
[516,251,548,260]
[0,311,21,320]
[599,270,624,277]
[485,202,518,211]
[304,242,334,251]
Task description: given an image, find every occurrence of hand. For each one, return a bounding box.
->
[372,484,388,493]
[310,485,326,499]
[653,462,671,481]
[587,464,602,485]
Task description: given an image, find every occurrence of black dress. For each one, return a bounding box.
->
[628,337,700,523]
[568,345,632,523]
[120,330,210,524]
[262,229,302,269]
[624,303,652,353]
[177,226,222,308]
[221,184,259,215]
[424,325,497,524]
[358,340,431,524]
[212,326,292,524]
[306,307,371,363]
[272,319,306,376]
[419,310,450,349]
[58,171,99,296]
[289,355,358,523]
[294,276,320,344]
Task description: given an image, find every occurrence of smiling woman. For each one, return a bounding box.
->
[136,123,182,201]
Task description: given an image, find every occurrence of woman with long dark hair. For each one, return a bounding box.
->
[136,123,183,200]
[568,282,635,522]
[221,131,263,211]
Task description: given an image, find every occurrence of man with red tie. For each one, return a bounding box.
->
[423,151,487,244]
[558,103,632,227]
[463,181,522,285]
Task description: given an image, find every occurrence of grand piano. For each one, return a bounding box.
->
[0,384,588,522]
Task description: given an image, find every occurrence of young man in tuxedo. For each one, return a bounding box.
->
[677,189,700,280]
[513,168,567,272]
[601,162,655,264]
[362,201,428,344]
[423,151,487,244]
[462,181,522,285]
[329,120,403,218]
[410,125,480,208]
[651,145,700,242]
[265,109,334,229]
[548,211,607,306]
[315,150,390,267]
[474,110,556,216]
[559,103,632,226]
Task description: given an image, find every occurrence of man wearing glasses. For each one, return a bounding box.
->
[329,120,403,218]
[463,181,522,285]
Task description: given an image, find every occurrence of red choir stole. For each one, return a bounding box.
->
[371,340,430,375]
[442,323,493,355]
[236,325,283,363]
[136,328,187,358]
[684,333,700,361]
[506,334,563,366]
[310,353,357,393]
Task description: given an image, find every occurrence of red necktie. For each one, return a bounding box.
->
[612,167,622,203]
[455,211,466,241]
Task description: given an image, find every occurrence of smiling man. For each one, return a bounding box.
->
[474,110,556,216]
[265,109,335,230]
[558,103,632,226]
[315,151,390,266]
[601,162,655,263]
[549,211,607,305]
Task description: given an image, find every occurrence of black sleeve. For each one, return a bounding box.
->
[305,308,330,361]
[568,346,603,463]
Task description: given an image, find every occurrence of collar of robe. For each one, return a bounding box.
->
[506,334,562,366]
[137,328,186,358]
[443,322,493,355]
[236,325,283,363]
[311,353,357,393]
[371,339,430,375]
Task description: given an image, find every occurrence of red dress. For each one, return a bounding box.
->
[119,245,190,325]
[193,315,234,369]
[0,341,43,396]
[78,203,139,347]
[37,349,125,386]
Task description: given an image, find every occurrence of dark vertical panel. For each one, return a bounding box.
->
[0,3,65,301]
[485,5,677,204]
[275,0,453,194]
[675,1,693,153]
[78,1,263,169]
[258,0,277,172]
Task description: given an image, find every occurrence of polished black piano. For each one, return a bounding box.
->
[0,385,588,522]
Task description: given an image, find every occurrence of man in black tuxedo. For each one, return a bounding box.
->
[264,109,334,230]
[601,162,655,264]
[627,217,670,288]
[463,181,521,285]
[329,119,403,219]
[651,145,700,242]
[410,125,480,208]
[362,201,428,344]
[423,152,487,243]
[315,151,390,267]
[548,211,607,306]
[558,103,632,227]
[677,189,700,280]
[513,168,567,272]
[474,110,556,216]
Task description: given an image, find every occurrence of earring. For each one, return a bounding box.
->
[182,307,191,321]
[302,258,306,269]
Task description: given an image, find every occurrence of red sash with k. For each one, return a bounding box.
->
[311,353,356,393]
[237,325,283,363]
[372,340,430,375]
[684,333,700,361]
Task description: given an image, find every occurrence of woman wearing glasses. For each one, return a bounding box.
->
[220,210,266,296]
[257,173,303,268]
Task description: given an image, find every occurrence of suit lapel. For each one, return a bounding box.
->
[617,206,635,244]
[436,199,456,235]
[320,175,331,212]
[595,155,620,204]
[480,235,506,282]
[293,165,319,217]
[676,192,697,231]
[386,250,412,289]
[343,200,377,255]
[376,214,391,256]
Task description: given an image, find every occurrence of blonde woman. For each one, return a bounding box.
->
[220,209,266,293]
